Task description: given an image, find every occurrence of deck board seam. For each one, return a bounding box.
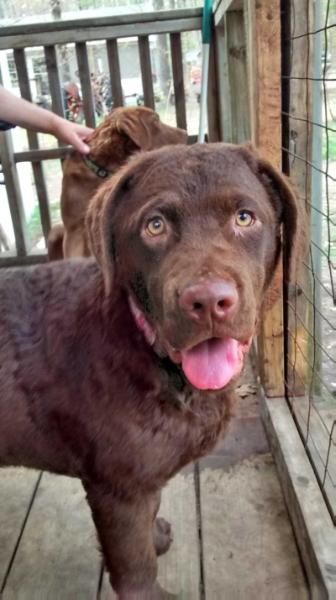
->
[0,471,43,594]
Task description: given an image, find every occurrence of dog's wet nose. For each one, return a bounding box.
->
[179,280,238,323]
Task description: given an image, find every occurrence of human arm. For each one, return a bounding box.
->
[0,86,93,154]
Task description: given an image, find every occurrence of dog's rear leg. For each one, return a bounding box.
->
[85,483,172,599]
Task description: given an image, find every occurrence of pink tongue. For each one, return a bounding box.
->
[181,338,243,390]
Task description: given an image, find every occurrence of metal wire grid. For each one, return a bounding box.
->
[282,0,336,521]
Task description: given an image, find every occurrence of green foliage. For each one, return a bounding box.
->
[322,122,336,161]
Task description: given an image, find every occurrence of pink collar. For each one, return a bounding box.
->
[128,295,156,347]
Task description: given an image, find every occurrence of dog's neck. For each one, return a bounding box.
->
[82,155,110,179]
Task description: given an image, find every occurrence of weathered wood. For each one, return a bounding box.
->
[217,10,249,143]
[14,146,73,163]
[157,471,201,597]
[2,473,101,599]
[214,22,227,140]
[291,396,336,516]
[261,394,336,599]
[283,0,313,397]
[0,251,47,268]
[0,469,41,588]
[138,36,155,109]
[75,42,96,128]
[200,454,308,599]
[244,0,257,144]
[246,0,284,397]
[226,11,250,143]
[44,45,65,118]
[207,29,221,142]
[106,39,123,108]
[170,33,187,130]
[13,48,51,242]
[0,18,203,51]
[0,9,202,37]
[100,472,201,599]
[0,132,29,257]
[214,0,244,26]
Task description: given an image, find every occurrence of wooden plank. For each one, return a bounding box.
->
[106,39,123,108]
[214,0,243,27]
[75,42,96,128]
[0,469,41,588]
[261,394,336,599]
[0,251,47,268]
[246,0,284,397]
[2,473,101,599]
[291,396,336,516]
[283,0,313,397]
[0,132,29,257]
[13,48,51,242]
[138,36,155,110]
[170,33,187,131]
[244,0,257,144]
[100,471,201,599]
[200,454,308,599]
[0,18,203,51]
[214,21,227,140]
[226,11,250,143]
[0,9,203,36]
[207,28,221,142]
[44,45,65,118]
[14,146,73,163]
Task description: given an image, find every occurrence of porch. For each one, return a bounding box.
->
[0,0,335,596]
[0,361,308,599]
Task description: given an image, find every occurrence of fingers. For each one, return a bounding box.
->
[68,123,94,154]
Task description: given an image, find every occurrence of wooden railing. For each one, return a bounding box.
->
[0,8,220,267]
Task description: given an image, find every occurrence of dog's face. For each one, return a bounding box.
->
[87,106,187,169]
[87,143,303,391]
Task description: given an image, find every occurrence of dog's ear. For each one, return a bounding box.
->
[115,109,159,150]
[240,143,308,308]
[86,166,132,294]
[257,157,307,287]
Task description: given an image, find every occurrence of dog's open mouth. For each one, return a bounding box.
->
[173,337,251,391]
[128,295,251,391]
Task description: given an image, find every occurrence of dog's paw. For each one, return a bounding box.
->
[153,517,173,556]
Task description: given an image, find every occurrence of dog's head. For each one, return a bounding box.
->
[86,106,187,169]
[87,143,305,392]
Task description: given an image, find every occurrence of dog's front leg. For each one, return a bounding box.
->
[85,483,172,599]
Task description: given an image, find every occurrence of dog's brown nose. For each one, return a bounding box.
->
[179,280,238,323]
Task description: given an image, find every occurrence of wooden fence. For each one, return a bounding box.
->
[0,7,222,267]
[0,0,282,394]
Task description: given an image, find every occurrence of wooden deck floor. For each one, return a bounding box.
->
[0,361,308,599]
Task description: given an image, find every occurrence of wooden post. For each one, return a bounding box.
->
[0,131,29,257]
[225,11,250,143]
[13,48,51,242]
[75,42,95,128]
[284,0,313,398]
[245,0,284,397]
[207,32,221,142]
[170,32,187,130]
[106,39,123,108]
[138,36,155,109]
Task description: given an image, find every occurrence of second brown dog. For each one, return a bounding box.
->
[50,107,187,260]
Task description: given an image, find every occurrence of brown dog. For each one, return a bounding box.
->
[0,144,302,599]
[55,106,187,260]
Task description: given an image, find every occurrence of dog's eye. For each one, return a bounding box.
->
[235,210,254,228]
[146,217,166,237]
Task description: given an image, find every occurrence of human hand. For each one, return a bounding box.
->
[51,116,94,154]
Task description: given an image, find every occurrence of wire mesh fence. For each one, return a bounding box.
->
[282,0,336,520]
